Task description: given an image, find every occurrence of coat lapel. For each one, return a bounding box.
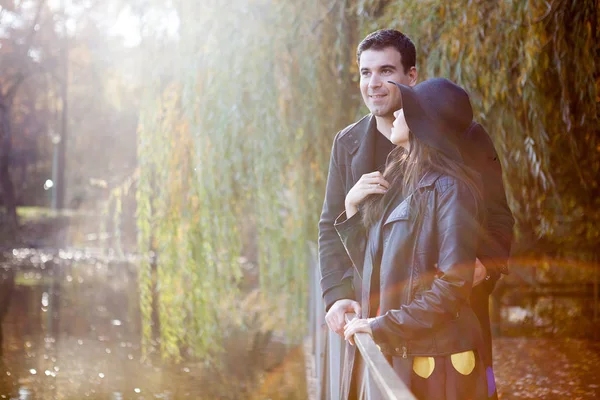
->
[350,115,377,184]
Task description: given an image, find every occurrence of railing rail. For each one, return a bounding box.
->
[344,313,416,400]
[307,242,415,400]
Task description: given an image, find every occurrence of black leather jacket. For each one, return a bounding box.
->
[335,170,484,357]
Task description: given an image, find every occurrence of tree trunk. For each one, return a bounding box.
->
[0,103,18,230]
[55,4,69,210]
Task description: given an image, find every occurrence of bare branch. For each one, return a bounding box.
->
[2,0,46,101]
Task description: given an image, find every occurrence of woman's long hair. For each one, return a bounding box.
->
[361,132,483,228]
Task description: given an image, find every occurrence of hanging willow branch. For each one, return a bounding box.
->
[370,0,599,256]
[135,0,361,360]
[134,0,597,361]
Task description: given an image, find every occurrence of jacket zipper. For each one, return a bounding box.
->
[402,190,428,360]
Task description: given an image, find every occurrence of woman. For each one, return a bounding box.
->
[335,78,490,399]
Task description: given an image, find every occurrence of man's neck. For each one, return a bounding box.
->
[375,115,394,140]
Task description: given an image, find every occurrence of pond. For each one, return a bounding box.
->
[0,249,307,400]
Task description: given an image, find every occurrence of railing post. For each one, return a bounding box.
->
[327,329,345,399]
[308,242,327,400]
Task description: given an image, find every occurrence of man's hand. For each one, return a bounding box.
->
[325,299,361,336]
[473,258,487,287]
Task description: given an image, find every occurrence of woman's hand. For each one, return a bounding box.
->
[344,317,374,346]
[345,172,389,218]
[473,258,487,286]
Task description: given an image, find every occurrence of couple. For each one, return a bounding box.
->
[318,30,514,400]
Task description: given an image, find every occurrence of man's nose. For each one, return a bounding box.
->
[368,73,383,88]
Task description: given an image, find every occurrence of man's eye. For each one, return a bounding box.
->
[361,71,371,77]
[382,69,392,75]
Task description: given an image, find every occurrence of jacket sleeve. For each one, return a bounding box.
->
[318,137,355,311]
[371,181,480,342]
[334,211,367,280]
[467,123,514,281]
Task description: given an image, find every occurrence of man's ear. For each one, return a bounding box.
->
[408,67,418,87]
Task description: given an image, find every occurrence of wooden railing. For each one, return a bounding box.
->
[307,243,416,400]
[343,313,417,400]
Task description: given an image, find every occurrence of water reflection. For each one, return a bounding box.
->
[0,250,143,399]
[18,387,31,399]
[0,249,306,400]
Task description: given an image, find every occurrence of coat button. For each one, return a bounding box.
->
[376,345,381,351]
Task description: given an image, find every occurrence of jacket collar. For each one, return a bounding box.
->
[338,115,378,184]
[338,114,375,155]
[417,169,443,189]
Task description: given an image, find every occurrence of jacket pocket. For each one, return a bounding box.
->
[433,305,482,356]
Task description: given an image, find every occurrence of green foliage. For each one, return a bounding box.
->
[370,0,599,257]
[136,0,598,359]
[136,0,361,359]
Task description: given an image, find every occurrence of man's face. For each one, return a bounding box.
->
[359,47,416,119]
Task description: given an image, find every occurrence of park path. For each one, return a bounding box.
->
[494,337,600,399]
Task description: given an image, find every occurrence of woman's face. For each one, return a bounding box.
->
[390,109,410,149]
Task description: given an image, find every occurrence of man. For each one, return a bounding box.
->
[318,29,514,399]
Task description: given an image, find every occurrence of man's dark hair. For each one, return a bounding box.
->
[356,29,416,73]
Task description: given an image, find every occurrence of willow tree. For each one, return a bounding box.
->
[366,0,599,332]
[136,0,361,361]
[136,0,598,359]
[366,0,599,257]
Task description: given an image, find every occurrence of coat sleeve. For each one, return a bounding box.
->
[334,211,367,280]
[467,123,514,283]
[370,180,480,342]
[318,136,355,311]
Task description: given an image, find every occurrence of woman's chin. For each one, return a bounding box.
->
[394,141,409,149]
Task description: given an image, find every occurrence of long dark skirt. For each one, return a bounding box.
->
[403,350,488,400]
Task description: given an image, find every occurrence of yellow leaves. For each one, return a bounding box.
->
[379,0,599,256]
[450,38,461,59]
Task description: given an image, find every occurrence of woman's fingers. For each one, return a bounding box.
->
[361,172,389,185]
[359,180,388,193]
[348,184,386,204]
[344,323,357,345]
[348,335,355,346]
[363,185,387,194]
[362,171,383,178]
[360,176,390,188]
[346,172,390,211]
[343,319,357,340]
[344,318,372,346]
